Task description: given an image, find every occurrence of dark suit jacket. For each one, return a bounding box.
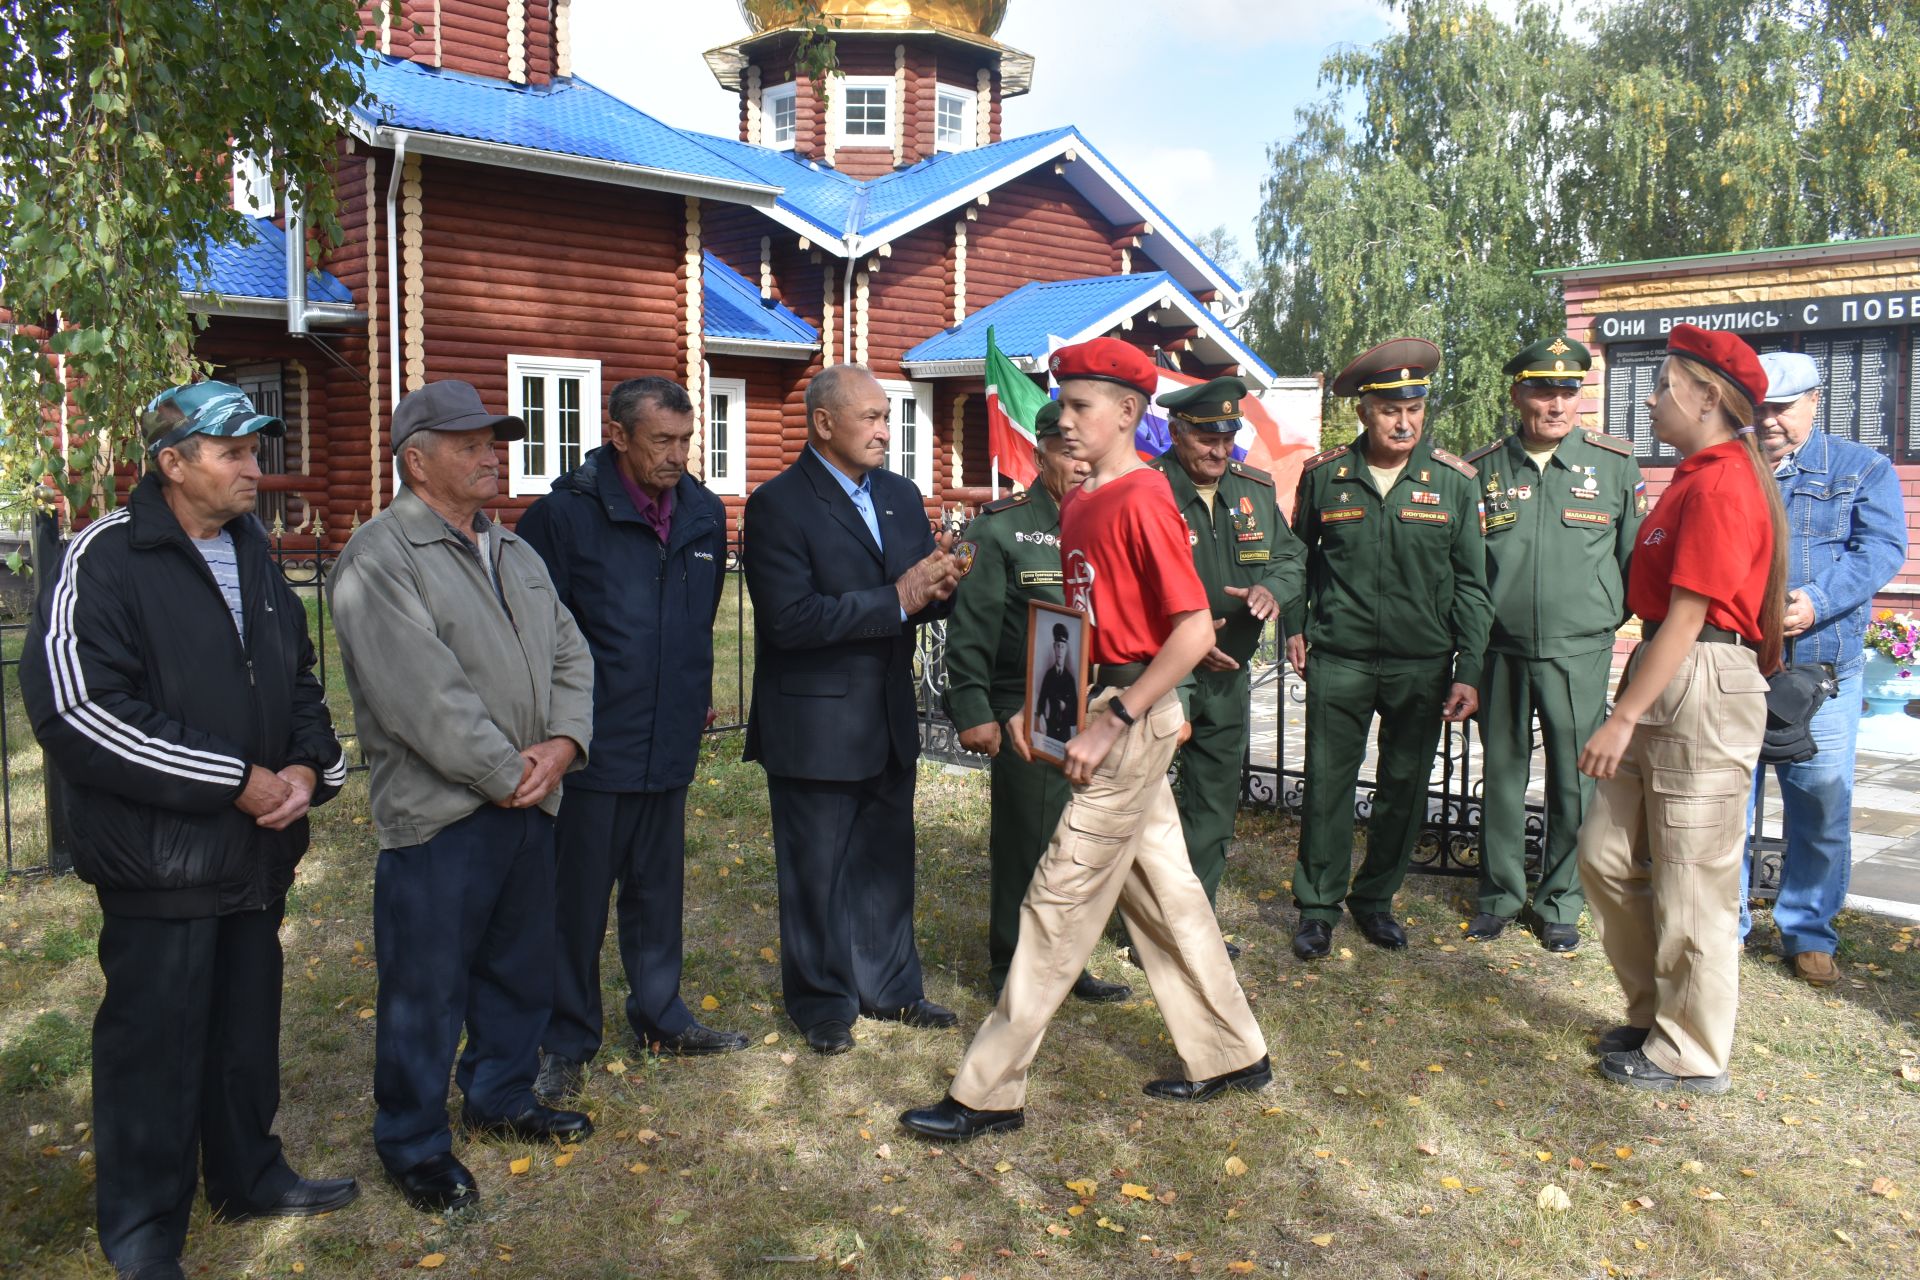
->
[743,448,951,781]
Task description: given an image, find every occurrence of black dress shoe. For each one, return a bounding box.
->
[463,1103,594,1144]
[1538,922,1581,953]
[1353,911,1408,950]
[868,999,958,1029]
[118,1260,187,1280]
[899,1095,1025,1141]
[806,1020,854,1055]
[534,1050,585,1103]
[1071,970,1132,1003]
[213,1174,360,1222]
[1292,919,1333,960]
[387,1153,478,1213]
[1600,1048,1729,1095]
[1144,1054,1273,1102]
[1592,1024,1649,1056]
[1224,939,1242,961]
[645,1022,751,1056]
[1465,912,1510,941]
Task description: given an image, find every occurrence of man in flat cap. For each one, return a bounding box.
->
[943,400,1128,1002]
[1150,377,1306,928]
[1743,350,1907,986]
[21,382,354,1279]
[1463,337,1643,953]
[1282,340,1491,960]
[332,379,596,1213]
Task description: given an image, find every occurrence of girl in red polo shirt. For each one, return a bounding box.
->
[1576,324,1786,1096]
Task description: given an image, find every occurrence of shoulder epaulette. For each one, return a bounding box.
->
[1584,428,1632,456]
[1463,439,1506,464]
[1229,460,1274,487]
[979,491,1031,515]
[1301,445,1349,473]
[1428,446,1477,479]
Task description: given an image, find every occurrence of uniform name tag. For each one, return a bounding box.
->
[1486,510,1519,532]
[1563,509,1612,527]
[1238,549,1270,563]
[1018,570,1064,586]
[1322,506,1366,524]
[1398,508,1451,525]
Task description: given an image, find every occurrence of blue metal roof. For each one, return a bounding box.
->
[180,216,353,305]
[679,130,860,238]
[353,54,772,191]
[903,271,1274,380]
[857,127,1077,236]
[703,251,818,346]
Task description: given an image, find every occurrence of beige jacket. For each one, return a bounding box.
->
[331,486,593,848]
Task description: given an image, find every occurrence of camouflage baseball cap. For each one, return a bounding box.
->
[143,381,284,456]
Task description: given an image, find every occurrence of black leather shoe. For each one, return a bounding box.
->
[387,1153,478,1213]
[806,1020,854,1055]
[1144,1054,1273,1102]
[899,1095,1025,1141]
[1538,922,1581,953]
[1071,971,1132,1003]
[645,1022,750,1056]
[1353,911,1408,950]
[1600,1048,1729,1095]
[118,1260,187,1280]
[534,1050,585,1103]
[1592,1024,1649,1056]
[1292,919,1333,960]
[213,1174,360,1222]
[868,999,958,1029]
[463,1103,594,1145]
[1464,912,1510,941]
[1224,939,1242,961]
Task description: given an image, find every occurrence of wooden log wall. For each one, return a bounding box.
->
[964,169,1121,312]
[358,2,560,83]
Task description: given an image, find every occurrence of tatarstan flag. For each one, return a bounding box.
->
[985,326,1045,492]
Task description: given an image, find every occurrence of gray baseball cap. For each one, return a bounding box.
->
[391,380,526,452]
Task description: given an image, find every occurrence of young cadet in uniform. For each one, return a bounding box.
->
[1282,339,1492,961]
[900,338,1268,1141]
[943,401,1130,1003]
[1464,338,1644,953]
[1150,378,1306,919]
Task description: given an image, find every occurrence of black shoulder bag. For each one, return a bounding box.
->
[1760,637,1838,766]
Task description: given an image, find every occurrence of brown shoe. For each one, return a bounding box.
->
[1791,951,1840,987]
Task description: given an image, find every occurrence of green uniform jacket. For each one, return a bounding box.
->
[1150,453,1308,663]
[1467,428,1645,660]
[943,487,1067,730]
[1282,435,1493,686]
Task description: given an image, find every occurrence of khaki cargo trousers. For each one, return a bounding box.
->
[1577,641,1769,1078]
[950,688,1268,1112]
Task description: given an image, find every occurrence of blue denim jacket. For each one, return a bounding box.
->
[1775,430,1908,677]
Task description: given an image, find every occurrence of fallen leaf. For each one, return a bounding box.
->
[1739,1168,1757,1178]
[1044,1223,1071,1238]
[509,1155,531,1175]
[874,1144,892,1160]
[1615,1146,1634,1160]
[1440,1176,1464,1190]
[1537,1184,1571,1212]
[1833,1228,1854,1247]
[1067,1205,1085,1217]
[992,1160,1011,1173]
[1681,1159,1704,1174]
[1095,1216,1125,1234]
[1156,1190,1178,1205]
[628,1162,650,1174]
[635,1128,661,1144]
[605,1059,628,1076]
[1312,1148,1332,1159]
[701,994,720,1011]
[1568,1156,1588,1171]
[356,1008,375,1020]
[292,1265,305,1275]
[1225,1155,1249,1177]
[1693,1187,1726,1201]
[1871,1177,1901,1199]
[1121,1183,1154,1202]
[1623,1196,1654,1212]
[553,1151,575,1167]
[1781,1116,1803,1126]
[1416,1142,1439,1156]
[1064,1178,1097,1197]
[1898,1063,1920,1082]
[418,1255,446,1270]
[1417,1204,1434,1216]
[1226,1263,1254,1274]
[779,1052,797,1065]
[763,1032,781,1045]
[760,947,778,963]
[1535,1150,1553,1162]
[1427,1063,1445,1073]
[1309,1234,1333,1247]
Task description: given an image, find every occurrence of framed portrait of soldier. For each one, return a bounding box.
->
[1025,600,1088,767]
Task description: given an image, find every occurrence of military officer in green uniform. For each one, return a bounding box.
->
[1282,339,1493,960]
[1149,377,1306,918]
[1464,337,1643,952]
[944,401,1130,1002]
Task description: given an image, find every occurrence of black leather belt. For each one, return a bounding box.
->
[1089,661,1147,693]
[1642,620,1751,647]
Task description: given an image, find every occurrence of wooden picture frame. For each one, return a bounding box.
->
[1024,599,1089,768]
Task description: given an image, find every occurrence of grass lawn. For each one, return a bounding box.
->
[0,736,1917,1279]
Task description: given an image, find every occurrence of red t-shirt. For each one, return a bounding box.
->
[1058,467,1210,664]
[1627,438,1773,641]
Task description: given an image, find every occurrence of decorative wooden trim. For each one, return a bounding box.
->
[855,266,871,365]
[1120,246,1132,274]
[821,263,836,365]
[974,69,991,148]
[507,0,528,85]
[893,45,907,168]
[759,235,773,300]
[950,390,969,494]
[554,0,572,78]
[400,152,425,393]
[364,155,382,516]
[292,360,311,476]
[684,196,705,467]
[952,219,967,325]
[379,4,391,55]
[746,64,762,142]
[432,0,443,67]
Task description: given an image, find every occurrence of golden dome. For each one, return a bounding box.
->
[737,1,1009,37]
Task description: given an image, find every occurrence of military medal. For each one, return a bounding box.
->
[1515,485,1531,500]
[953,541,976,577]
[1411,490,1440,505]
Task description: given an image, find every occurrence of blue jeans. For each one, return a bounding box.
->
[1741,671,1862,955]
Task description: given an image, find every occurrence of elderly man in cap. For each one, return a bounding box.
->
[21,382,353,1279]
[1743,351,1908,986]
[1150,377,1306,924]
[1463,338,1643,953]
[331,379,595,1213]
[943,399,1128,1002]
[1282,340,1491,960]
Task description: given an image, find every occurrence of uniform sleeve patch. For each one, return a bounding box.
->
[1321,506,1366,524]
[1562,508,1613,527]
[1398,507,1452,525]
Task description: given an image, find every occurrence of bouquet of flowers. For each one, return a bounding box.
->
[1864,610,1918,677]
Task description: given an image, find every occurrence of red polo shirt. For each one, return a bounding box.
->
[1627,438,1773,642]
[1058,467,1210,664]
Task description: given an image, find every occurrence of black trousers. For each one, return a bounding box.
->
[94,901,298,1269]
[373,806,555,1173]
[766,760,925,1031]
[544,786,695,1062]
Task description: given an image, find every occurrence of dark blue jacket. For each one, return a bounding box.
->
[517,447,726,793]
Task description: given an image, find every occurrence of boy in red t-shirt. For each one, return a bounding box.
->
[900,338,1269,1141]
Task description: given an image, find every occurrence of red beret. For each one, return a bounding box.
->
[1048,337,1158,398]
[1667,324,1767,411]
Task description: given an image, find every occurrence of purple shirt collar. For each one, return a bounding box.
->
[615,465,674,542]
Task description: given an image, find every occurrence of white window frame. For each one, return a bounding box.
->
[836,75,894,146]
[506,355,602,498]
[760,83,798,150]
[934,86,976,153]
[878,378,934,497]
[705,376,748,497]
[232,150,275,217]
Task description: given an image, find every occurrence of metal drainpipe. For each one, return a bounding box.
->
[385,132,410,410]
[841,235,857,368]
[285,186,308,337]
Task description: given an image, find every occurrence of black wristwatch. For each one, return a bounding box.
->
[1108,699,1137,727]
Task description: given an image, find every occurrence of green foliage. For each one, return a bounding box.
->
[1249,0,1920,452]
[765,1,844,108]
[0,1012,89,1093]
[0,2,383,518]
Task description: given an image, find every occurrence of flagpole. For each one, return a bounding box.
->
[991,456,1000,499]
